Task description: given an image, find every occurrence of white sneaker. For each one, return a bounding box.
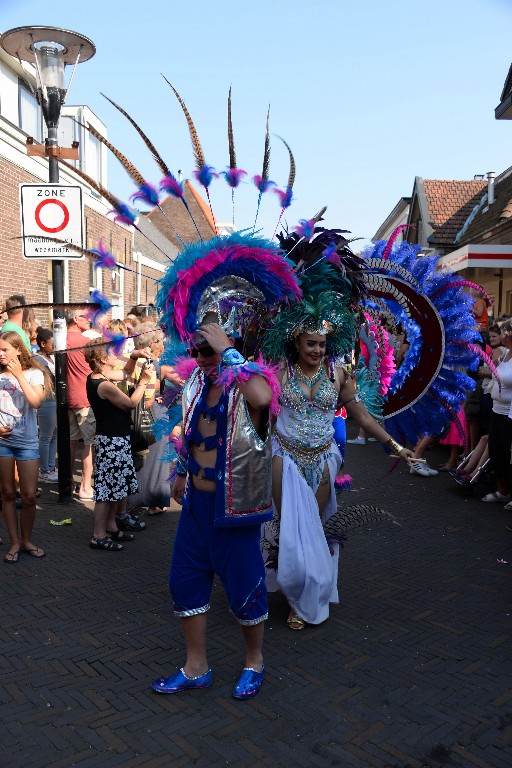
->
[46,468,59,482]
[367,437,377,442]
[424,463,438,476]
[409,461,431,477]
[482,491,511,503]
[38,470,51,483]
[347,437,365,445]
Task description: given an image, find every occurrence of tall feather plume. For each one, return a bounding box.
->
[162,75,218,229]
[77,120,159,209]
[58,159,136,225]
[99,94,191,243]
[79,121,145,186]
[228,86,236,170]
[161,76,205,170]
[100,93,171,177]
[261,106,271,184]
[252,106,275,229]
[272,135,296,237]
[222,86,246,226]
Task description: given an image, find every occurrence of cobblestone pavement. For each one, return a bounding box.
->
[2,424,511,768]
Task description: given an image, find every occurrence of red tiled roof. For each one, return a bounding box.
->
[423,179,487,245]
[147,180,216,247]
[458,170,512,244]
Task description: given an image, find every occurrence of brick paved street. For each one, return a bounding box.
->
[2,422,511,768]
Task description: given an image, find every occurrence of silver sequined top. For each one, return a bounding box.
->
[276,374,338,448]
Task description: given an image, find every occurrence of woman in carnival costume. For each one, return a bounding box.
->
[261,225,414,631]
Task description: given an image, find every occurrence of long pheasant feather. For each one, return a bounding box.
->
[162,75,217,230]
[222,86,247,225]
[252,106,274,229]
[279,135,295,191]
[272,135,296,235]
[76,120,159,208]
[262,106,271,182]
[101,93,171,177]
[324,505,400,545]
[161,75,205,169]
[78,120,146,188]
[228,85,236,170]
[58,159,136,225]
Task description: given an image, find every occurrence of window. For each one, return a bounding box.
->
[111,266,121,295]
[19,81,43,141]
[87,133,101,184]
[58,115,77,166]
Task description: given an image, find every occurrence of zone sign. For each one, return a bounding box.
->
[19,184,84,259]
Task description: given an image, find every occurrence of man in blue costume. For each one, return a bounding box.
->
[151,321,275,700]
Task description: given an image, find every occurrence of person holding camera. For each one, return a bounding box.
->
[84,339,154,551]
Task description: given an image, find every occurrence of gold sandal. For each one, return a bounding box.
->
[287,610,306,631]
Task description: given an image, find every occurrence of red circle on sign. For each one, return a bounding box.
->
[34,199,70,233]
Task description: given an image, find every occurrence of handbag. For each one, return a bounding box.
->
[129,363,156,453]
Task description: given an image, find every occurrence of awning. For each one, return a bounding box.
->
[437,244,512,272]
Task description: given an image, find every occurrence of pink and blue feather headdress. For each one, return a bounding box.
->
[155,231,302,364]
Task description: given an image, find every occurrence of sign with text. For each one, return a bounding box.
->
[19,184,84,259]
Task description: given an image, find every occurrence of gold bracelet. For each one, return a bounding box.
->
[386,437,404,454]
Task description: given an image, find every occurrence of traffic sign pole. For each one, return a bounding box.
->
[49,149,73,503]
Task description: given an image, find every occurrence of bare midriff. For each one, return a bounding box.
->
[190,383,222,493]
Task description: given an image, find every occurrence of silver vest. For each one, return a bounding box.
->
[183,368,272,526]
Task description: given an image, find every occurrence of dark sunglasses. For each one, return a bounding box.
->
[190,345,216,358]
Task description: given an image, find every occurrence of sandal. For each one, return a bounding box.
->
[4,549,20,564]
[106,529,134,542]
[21,546,46,558]
[90,536,123,551]
[438,463,456,472]
[287,610,306,631]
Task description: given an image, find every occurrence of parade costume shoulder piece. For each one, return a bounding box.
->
[361,226,490,443]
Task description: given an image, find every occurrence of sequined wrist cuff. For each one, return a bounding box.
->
[220,348,247,367]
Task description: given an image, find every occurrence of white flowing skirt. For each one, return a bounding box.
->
[262,438,341,624]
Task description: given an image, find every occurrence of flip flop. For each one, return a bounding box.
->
[21,546,46,558]
[4,550,20,564]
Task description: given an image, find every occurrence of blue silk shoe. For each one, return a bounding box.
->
[231,665,264,699]
[151,667,212,694]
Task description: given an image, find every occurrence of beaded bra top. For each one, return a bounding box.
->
[281,373,338,415]
[276,367,338,451]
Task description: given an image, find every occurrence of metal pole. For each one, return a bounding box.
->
[48,125,72,502]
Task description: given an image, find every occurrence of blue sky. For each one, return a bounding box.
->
[2,0,512,248]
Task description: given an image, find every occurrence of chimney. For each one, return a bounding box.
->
[487,171,495,205]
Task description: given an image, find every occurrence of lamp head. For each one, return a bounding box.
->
[0,26,95,128]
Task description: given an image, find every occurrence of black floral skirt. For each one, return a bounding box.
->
[93,435,138,502]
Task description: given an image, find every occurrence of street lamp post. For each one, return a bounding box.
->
[0,26,95,502]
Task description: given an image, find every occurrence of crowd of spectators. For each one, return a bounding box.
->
[0,297,171,561]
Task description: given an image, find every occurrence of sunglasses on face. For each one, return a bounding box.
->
[190,345,216,358]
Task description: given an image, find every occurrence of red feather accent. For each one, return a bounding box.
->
[453,341,501,390]
[382,224,412,260]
